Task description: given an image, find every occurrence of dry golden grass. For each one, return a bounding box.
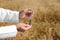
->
[0,0,60,40]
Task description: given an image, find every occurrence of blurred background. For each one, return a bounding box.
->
[0,0,60,40]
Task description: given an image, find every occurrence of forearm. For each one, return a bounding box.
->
[0,25,17,39]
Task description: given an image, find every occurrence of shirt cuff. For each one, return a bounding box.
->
[13,11,19,23]
[0,25,17,39]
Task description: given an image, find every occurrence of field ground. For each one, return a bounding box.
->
[0,0,60,40]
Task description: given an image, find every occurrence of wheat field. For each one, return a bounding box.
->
[0,0,60,40]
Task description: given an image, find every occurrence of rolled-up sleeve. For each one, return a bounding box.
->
[0,25,17,39]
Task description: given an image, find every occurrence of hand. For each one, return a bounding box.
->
[16,23,32,32]
[19,8,33,18]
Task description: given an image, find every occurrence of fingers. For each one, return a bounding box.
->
[24,24,32,30]
[20,23,31,30]
[24,8,34,17]
[24,8,33,12]
[19,8,34,18]
[16,23,32,32]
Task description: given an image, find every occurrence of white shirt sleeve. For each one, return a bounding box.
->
[0,25,17,39]
[0,8,19,23]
